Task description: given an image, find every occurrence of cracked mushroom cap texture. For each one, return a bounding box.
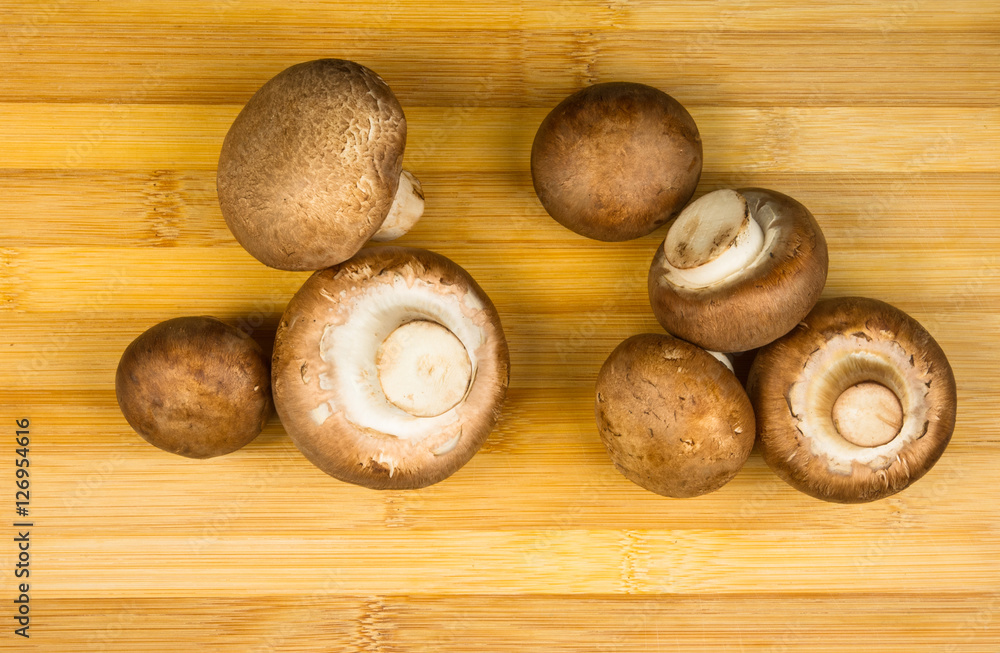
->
[595,333,755,498]
[218,59,407,270]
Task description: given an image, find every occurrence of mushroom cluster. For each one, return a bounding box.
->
[115,65,957,504]
[532,81,956,501]
[116,59,509,490]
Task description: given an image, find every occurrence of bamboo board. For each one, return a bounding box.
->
[1,1,999,650]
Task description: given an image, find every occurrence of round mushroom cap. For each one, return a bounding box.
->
[272,246,510,490]
[594,333,755,498]
[218,59,407,271]
[649,187,829,353]
[531,82,702,242]
[747,296,957,503]
[115,316,272,459]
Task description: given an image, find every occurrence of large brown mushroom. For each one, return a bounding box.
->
[748,296,957,503]
[218,59,424,271]
[531,82,702,241]
[116,316,272,458]
[594,333,755,498]
[271,246,509,489]
[648,187,829,353]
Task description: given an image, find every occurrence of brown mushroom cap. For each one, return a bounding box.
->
[115,316,272,459]
[648,187,829,353]
[594,333,755,498]
[272,246,510,489]
[530,82,702,242]
[747,296,957,503]
[218,59,406,271]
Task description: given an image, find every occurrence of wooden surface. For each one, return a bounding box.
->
[2,1,999,650]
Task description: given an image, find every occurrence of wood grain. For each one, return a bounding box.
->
[1,1,998,651]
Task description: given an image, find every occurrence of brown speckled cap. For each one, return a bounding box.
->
[218,59,406,270]
[594,333,755,498]
[531,82,702,242]
[115,316,272,459]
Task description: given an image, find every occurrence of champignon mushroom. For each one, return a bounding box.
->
[530,81,702,241]
[217,59,424,271]
[648,187,829,353]
[115,316,272,458]
[271,246,509,489]
[594,333,755,498]
[747,296,957,503]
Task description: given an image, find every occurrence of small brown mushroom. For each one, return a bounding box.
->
[747,296,957,503]
[271,246,509,489]
[648,187,829,353]
[594,333,755,498]
[531,82,702,241]
[218,59,424,271]
[115,316,272,458]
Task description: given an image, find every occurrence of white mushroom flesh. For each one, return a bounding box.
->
[707,350,735,374]
[832,381,903,447]
[371,170,425,241]
[786,334,930,475]
[661,189,765,289]
[314,276,485,442]
[376,320,473,418]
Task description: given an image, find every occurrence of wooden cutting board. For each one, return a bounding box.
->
[1,1,998,650]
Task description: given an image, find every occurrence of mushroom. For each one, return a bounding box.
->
[594,333,755,498]
[115,316,272,458]
[747,296,957,503]
[217,59,424,271]
[271,246,509,489]
[648,187,829,353]
[530,81,702,241]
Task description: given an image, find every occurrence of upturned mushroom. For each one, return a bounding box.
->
[747,296,957,503]
[594,333,755,498]
[531,81,702,241]
[271,246,509,489]
[116,316,272,458]
[648,187,829,353]
[217,59,424,271]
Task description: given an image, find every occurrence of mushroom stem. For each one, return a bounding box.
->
[662,189,765,289]
[707,350,735,373]
[376,320,472,418]
[371,170,425,242]
[832,381,904,447]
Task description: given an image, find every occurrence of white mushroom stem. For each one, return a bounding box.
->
[707,350,735,374]
[371,170,425,241]
[832,381,904,447]
[662,189,765,289]
[376,320,472,418]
